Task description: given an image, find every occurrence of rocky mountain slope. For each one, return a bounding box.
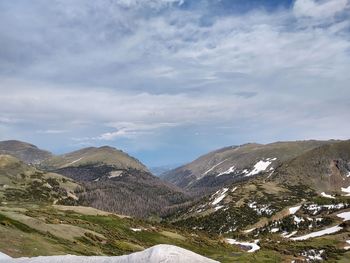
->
[161,140,337,194]
[41,146,190,218]
[0,140,52,164]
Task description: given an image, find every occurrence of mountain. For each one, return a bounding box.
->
[41,146,147,172]
[0,154,79,205]
[161,140,337,194]
[166,140,350,262]
[150,164,182,176]
[272,140,350,194]
[0,140,52,164]
[0,245,219,263]
[41,146,190,218]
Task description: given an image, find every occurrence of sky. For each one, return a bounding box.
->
[0,0,350,167]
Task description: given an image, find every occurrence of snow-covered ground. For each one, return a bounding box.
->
[217,166,235,177]
[243,228,256,233]
[345,240,350,250]
[0,245,219,263]
[211,188,228,205]
[108,171,123,179]
[130,228,142,232]
[291,225,342,241]
[281,231,298,238]
[226,239,260,252]
[321,192,335,199]
[246,159,275,177]
[341,186,350,196]
[289,205,301,215]
[66,157,83,166]
[0,252,11,260]
[305,203,346,215]
[337,211,350,221]
[248,202,273,216]
[203,159,228,176]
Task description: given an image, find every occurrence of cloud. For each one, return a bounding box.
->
[36,129,68,134]
[98,122,177,140]
[115,0,185,9]
[0,0,349,164]
[293,0,349,19]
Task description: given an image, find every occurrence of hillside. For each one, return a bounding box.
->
[0,203,240,262]
[161,140,337,194]
[40,146,190,218]
[0,154,79,205]
[165,140,350,261]
[0,140,52,164]
[41,146,148,172]
[271,140,350,194]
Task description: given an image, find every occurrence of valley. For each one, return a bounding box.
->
[1,139,350,262]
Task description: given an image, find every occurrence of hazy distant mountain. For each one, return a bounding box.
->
[161,140,338,194]
[0,140,52,164]
[150,164,182,176]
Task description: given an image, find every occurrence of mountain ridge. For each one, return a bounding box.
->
[0,140,53,164]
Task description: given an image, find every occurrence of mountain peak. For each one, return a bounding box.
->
[0,140,53,164]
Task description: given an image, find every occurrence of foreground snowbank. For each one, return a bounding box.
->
[0,245,218,263]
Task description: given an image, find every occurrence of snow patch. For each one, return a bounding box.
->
[337,211,350,221]
[243,228,256,233]
[217,166,235,177]
[130,228,142,232]
[212,188,228,205]
[203,159,228,176]
[270,228,279,233]
[108,171,123,179]
[214,205,225,211]
[321,192,335,199]
[289,205,301,215]
[345,240,350,250]
[281,231,298,238]
[246,159,275,177]
[305,203,346,215]
[248,202,273,216]
[341,186,350,196]
[301,249,324,261]
[0,245,218,263]
[291,225,342,241]
[67,157,83,166]
[0,251,11,259]
[293,215,304,224]
[226,239,260,253]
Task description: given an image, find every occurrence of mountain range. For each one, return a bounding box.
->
[1,139,350,262]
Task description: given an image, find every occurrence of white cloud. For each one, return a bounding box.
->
[115,0,184,9]
[0,0,350,157]
[293,0,349,19]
